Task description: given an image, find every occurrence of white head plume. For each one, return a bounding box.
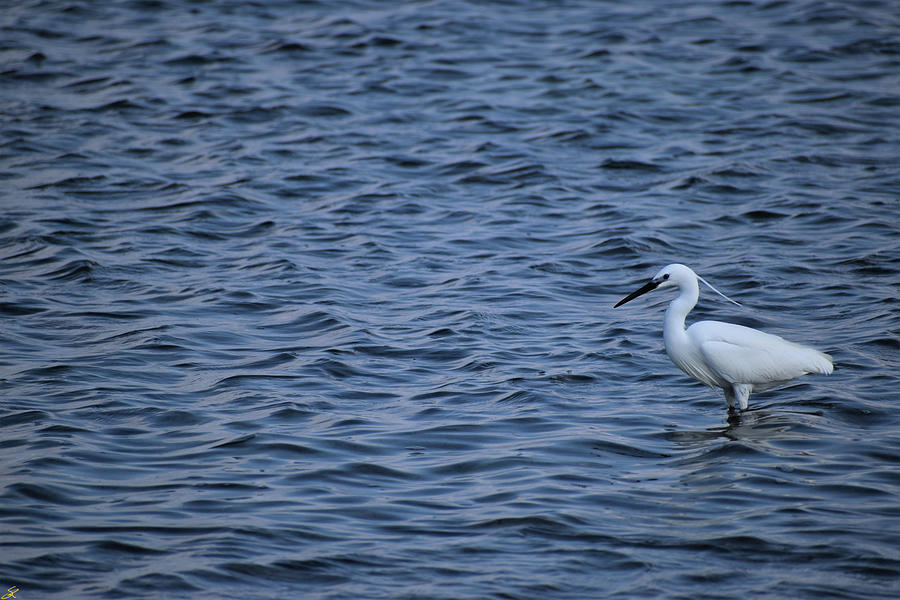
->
[696,273,741,306]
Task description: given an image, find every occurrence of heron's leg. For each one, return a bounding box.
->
[732,384,752,411]
[723,387,736,411]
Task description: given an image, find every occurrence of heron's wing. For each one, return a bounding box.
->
[699,340,796,388]
[692,321,832,388]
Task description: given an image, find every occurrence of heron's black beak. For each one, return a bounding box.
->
[614,279,659,308]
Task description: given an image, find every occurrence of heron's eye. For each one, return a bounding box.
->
[662,274,669,280]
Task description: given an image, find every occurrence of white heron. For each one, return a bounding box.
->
[614,264,833,412]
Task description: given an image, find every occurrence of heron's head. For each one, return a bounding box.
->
[651,263,695,289]
[614,263,739,308]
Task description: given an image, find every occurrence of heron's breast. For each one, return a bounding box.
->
[667,345,726,389]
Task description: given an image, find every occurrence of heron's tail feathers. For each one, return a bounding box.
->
[806,348,833,375]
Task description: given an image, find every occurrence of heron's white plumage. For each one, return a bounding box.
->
[615,263,833,412]
[695,323,832,387]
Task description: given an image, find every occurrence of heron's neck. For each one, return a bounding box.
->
[663,280,699,342]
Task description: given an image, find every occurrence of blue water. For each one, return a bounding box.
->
[2,1,899,598]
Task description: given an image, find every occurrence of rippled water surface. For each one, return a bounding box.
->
[2,1,899,598]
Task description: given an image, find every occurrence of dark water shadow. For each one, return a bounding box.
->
[657,405,834,476]
[664,406,826,445]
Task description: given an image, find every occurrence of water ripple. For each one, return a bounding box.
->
[1,1,899,599]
